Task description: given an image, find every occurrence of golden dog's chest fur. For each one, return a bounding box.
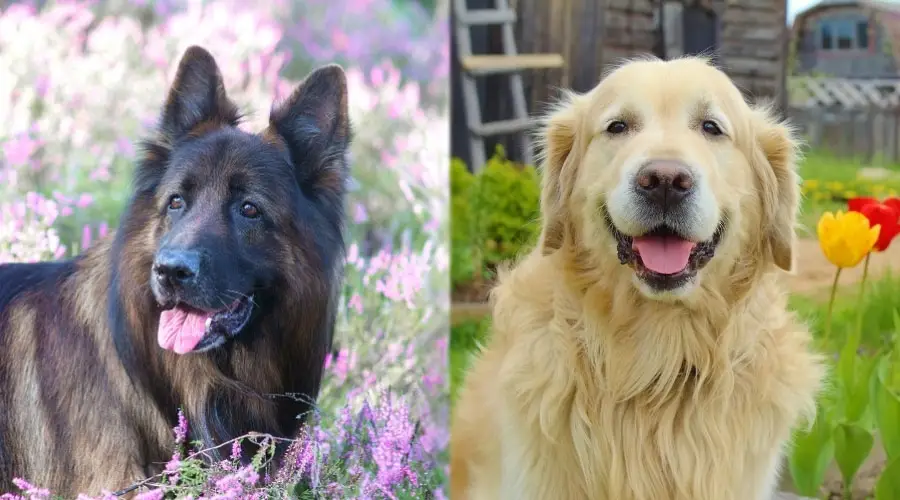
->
[452,254,824,500]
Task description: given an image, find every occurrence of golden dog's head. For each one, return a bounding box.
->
[537,57,800,301]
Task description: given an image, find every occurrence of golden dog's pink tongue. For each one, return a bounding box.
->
[158,307,212,354]
[633,235,696,275]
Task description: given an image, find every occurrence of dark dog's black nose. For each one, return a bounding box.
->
[634,160,695,209]
[153,249,202,289]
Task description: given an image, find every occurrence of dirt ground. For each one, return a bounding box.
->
[787,238,900,295]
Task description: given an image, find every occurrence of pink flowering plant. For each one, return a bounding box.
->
[0,0,448,498]
[279,0,449,107]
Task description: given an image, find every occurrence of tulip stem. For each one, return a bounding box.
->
[824,267,842,346]
[853,253,872,350]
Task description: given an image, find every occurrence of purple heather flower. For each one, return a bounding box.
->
[133,489,164,500]
[353,202,368,223]
[2,136,39,166]
[81,224,92,251]
[174,408,188,445]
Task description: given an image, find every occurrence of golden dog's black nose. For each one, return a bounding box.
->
[635,160,695,209]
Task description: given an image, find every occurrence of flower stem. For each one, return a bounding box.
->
[853,253,872,348]
[824,267,843,346]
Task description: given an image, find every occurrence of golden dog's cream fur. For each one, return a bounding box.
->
[451,57,826,500]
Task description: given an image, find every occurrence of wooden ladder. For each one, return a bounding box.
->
[453,0,564,171]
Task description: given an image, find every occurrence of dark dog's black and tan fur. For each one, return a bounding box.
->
[0,46,350,495]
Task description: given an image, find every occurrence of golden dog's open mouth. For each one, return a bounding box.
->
[604,210,726,291]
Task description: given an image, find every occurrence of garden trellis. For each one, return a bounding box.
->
[788,77,900,164]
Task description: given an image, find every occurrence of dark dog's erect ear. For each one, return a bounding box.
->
[158,46,241,144]
[266,64,351,198]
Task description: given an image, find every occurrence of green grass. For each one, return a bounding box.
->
[791,271,900,352]
[799,150,900,181]
[796,151,900,235]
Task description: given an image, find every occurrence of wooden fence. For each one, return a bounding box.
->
[788,77,900,164]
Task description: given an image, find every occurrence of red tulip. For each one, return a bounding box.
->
[885,197,900,213]
[848,196,878,212]
[848,196,900,252]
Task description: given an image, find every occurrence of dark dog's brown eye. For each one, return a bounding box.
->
[701,120,723,136]
[240,202,260,219]
[606,121,628,134]
[168,195,184,211]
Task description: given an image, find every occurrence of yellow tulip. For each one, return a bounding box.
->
[816,210,881,267]
[817,211,880,268]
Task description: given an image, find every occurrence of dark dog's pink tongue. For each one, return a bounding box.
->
[158,307,212,354]
[632,235,696,275]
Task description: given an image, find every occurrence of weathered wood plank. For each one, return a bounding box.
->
[507,0,786,121]
[722,56,782,77]
[721,26,784,42]
[605,0,655,15]
[603,30,657,50]
[604,9,656,31]
[719,43,783,60]
[728,0,783,9]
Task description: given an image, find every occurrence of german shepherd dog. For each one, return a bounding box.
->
[0,46,350,495]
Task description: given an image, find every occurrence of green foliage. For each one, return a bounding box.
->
[834,423,874,493]
[450,148,541,289]
[790,400,835,497]
[876,457,900,499]
[451,158,477,287]
[874,354,900,460]
[788,274,900,498]
[791,272,900,351]
[450,317,491,404]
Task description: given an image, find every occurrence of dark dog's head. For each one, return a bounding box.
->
[125,46,349,355]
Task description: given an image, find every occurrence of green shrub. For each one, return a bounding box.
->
[450,148,541,290]
[451,158,477,287]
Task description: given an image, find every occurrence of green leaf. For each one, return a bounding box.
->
[875,456,900,499]
[789,405,835,497]
[289,480,311,498]
[875,356,900,460]
[891,309,900,344]
[833,423,874,490]
[840,351,878,424]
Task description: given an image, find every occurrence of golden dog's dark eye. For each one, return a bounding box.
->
[240,202,260,219]
[701,120,723,136]
[167,195,185,211]
[606,120,628,134]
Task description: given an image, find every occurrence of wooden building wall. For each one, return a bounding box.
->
[718,0,789,109]
[511,0,659,114]
[449,0,789,166]
[510,0,788,113]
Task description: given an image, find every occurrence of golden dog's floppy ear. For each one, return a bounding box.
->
[535,91,584,255]
[751,105,802,272]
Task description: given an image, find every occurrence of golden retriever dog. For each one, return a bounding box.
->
[450,56,826,500]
